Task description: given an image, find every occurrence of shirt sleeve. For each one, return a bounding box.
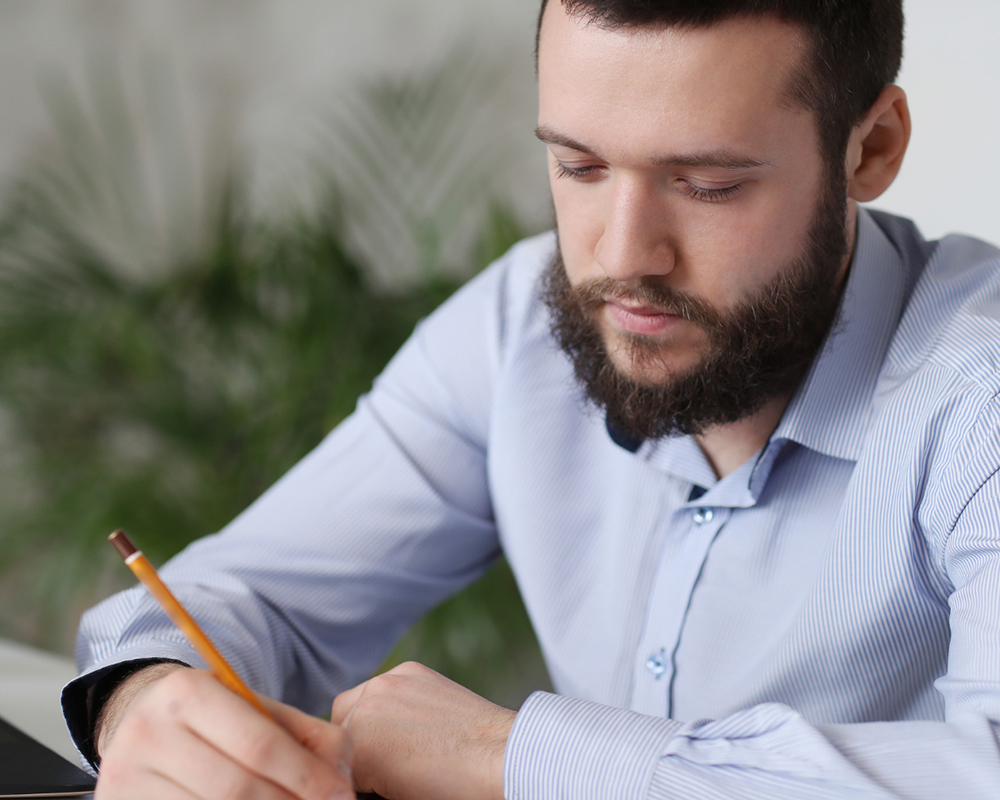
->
[505,449,1000,800]
[64,248,523,746]
[506,693,1000,799]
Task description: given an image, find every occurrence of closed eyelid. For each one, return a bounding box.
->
[682,181,744,201]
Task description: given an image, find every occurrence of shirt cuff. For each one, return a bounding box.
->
[504,691,683,800]
[61,642,205,772]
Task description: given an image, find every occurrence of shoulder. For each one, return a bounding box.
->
[418,230,556,346]
[868,213,1000,542]
[406,230,560,386]
[877,212,1000,394]
[370,231,560,441]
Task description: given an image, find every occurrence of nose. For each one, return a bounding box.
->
[594,174,675,283]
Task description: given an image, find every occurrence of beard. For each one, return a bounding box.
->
[541,176,850,441]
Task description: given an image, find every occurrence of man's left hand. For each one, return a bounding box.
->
[331,662,515,800]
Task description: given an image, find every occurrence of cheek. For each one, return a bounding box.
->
[680,178,819,301]
[550,180,603,286]
[747,179,819,257]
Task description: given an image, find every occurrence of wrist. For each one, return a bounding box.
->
[95,662,186,759]
[485,706,517,800]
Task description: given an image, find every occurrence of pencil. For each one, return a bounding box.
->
[108,529,273,719]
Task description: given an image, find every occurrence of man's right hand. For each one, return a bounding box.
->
[94,665,355,800]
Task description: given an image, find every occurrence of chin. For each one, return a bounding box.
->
[607,338,698,387]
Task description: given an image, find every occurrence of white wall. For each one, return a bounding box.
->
[876,0,1000,244]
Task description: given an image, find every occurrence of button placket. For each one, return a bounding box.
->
[630,506,730,716]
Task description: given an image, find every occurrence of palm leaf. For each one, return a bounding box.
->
[0,51,549,705]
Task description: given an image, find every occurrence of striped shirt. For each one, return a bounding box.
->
[70,209,1000,798]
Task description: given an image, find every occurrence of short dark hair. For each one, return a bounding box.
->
[536,0,904,165]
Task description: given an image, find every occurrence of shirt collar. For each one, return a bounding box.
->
[772,207,907,462]
[629,208,908,488]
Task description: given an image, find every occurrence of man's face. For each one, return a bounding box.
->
[536,4,852,437]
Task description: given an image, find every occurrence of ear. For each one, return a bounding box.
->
[845,85,911,203]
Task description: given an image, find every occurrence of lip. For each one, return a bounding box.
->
[605,300,681,336]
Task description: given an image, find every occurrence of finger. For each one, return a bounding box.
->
[96,768,197,800]
[330,680,368,726]
[158,669,352,800]
[154,722,305,800]
[260,694,353,773]
[101,689,306,800]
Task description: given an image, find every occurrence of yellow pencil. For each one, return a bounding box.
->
[108,529,272,719]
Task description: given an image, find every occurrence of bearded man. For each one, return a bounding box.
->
[66,2,1000,799]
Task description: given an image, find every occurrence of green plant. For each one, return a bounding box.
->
[0,52,550,706]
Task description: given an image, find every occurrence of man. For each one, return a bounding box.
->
[65,1,1000,798]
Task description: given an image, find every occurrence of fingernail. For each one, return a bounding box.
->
[336,759,352,781]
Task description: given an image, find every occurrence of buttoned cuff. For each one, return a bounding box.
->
[504,691,683,800]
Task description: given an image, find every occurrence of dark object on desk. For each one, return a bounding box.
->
[0,714,95,798]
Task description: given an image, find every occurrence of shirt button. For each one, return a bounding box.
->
[693,508,714,525]
[646,648,667,679]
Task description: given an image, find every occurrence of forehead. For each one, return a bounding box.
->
[537,4,815,162]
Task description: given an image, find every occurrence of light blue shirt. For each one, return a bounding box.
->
[70,209,1000,798]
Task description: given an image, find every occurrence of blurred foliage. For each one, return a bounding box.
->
[320,49,526,288]
[0,53,550,705]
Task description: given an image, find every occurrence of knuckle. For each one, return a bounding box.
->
[156,668,202,708]
[95,754,126,786]
[113,702,162,749]
[118,709,153,743]
[371,672,406,693]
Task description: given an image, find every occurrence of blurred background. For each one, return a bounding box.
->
[0,0,995,711]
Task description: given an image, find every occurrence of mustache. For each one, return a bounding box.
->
[568,276,722,329]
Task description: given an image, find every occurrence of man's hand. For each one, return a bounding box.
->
[95,665,355,800]
[331,662,515,800]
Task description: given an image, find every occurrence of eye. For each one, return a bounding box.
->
[679,181,743,203]
[553,161,602,182]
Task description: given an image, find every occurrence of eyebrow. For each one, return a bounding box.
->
[534,125,773,171]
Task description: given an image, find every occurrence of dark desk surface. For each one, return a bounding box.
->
[0,639,95,798]
[0,713,95,797]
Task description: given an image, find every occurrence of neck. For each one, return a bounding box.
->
[695,391,792,479]
[697,203,861,479]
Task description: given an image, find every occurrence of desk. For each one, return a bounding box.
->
[0,637,93,797]
[0,637,81,765]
